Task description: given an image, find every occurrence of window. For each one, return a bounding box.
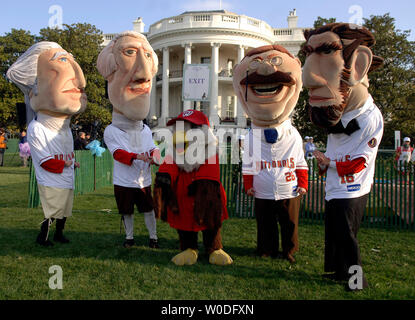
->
[226,96,235,119]
[201,57,211,64]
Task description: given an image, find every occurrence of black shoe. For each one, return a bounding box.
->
[36,234,54,247]
[123,239,136,248]
[53,233,70,244]
[149,239,159,249]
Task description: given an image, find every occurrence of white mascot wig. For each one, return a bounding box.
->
[96,31,158,80]
[6,41,63,123]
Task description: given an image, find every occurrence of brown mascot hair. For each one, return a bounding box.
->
[303,23,384,73]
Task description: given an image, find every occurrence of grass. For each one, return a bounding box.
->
[1,164,415,300]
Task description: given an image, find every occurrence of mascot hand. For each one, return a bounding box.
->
[209,249,233,266]
[171,248,198,266]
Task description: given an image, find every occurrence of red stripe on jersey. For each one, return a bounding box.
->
[295,169,308,190]
[336,157,366,176]
[243,174,254,193]
[41,159,65,174]
[113,149,137,166]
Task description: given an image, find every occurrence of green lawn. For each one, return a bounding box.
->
[1,166,415,300]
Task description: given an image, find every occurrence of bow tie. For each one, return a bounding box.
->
[264,128,279,143]
[327,118,360,135]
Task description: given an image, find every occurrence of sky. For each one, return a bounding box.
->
[0,0,414,40]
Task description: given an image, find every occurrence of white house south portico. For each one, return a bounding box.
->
[103,9,306,131]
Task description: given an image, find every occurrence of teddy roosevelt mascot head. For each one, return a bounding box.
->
[302,23,384,129]
[7,41,87,121]
[233,45,303,128]
[97,31,158,121]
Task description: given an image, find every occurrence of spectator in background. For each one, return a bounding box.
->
[0,128,7,166]
[305,136,316,160]
[395,137,414,171]
[74,131,88,150]
[395,137,413,172]
[19,130,31,167]
[85,133,91,144]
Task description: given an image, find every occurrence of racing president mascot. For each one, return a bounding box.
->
[153,110,233,266]
[7,42,87,246]
[98,31,160,249]
[302,23,384,290]
[233,45,308,264]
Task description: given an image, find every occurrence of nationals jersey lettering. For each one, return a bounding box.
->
[104,123,157,189]
[324,95,384,201]
[27,119,75,189]
[54,152,75,161]
[242,120,308,200]
[259,158,295,170]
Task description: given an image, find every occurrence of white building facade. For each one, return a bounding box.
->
[103,9,306,131]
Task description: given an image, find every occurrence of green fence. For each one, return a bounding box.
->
[28,150,113,208]
[28,151,415,231]
[224,159,415,231]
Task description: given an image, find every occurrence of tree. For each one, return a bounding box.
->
[313,17,337,28]
[364,14,415,147]
[0,29,36,130]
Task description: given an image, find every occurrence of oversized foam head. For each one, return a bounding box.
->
[233,45,302,127]
[7,41,87,119]
[97,31,158,121]
[302,23,383,128]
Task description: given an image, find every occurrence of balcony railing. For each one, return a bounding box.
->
[148,11,275,40]
[156,69,183,81]
[218,69,233,77]
[156,69,233,81]
[220,117,237,124]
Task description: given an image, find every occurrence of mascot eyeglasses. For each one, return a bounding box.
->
[248,56,283,71]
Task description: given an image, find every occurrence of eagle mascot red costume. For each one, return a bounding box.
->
[153,110,233,266]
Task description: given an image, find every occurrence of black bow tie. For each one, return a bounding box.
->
[327,118,360,135]
[264,128,279,143]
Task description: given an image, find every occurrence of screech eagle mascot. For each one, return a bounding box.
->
[153,110,233,266]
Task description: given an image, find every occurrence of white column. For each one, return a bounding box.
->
[149,76,157,126]
[210,42,221,128]
[160,47,170,127]
[236,45,247,128]
[183,43,192,111]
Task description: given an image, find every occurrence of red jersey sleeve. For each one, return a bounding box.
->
[41,159,65,174]
[243,175,254,193]
[336,157,366,177]
[113,149,137,166]
[295,169,308,190]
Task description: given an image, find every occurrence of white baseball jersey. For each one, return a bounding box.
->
[324,95,384,201]
[242,120,308,200]
[104,122,156,189]
[398,146,412,162]
[27,119,75,189]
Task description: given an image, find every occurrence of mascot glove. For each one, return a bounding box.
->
[171,248,198,266]
[209,249,233,266]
